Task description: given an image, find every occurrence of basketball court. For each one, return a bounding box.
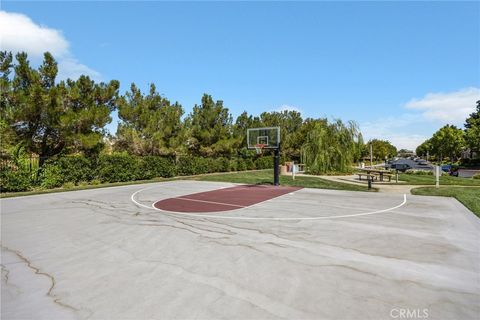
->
[1,180,479,319]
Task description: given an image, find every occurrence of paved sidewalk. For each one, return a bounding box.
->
[297,173,429,194]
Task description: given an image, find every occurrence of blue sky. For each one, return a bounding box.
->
[1,1,479,150]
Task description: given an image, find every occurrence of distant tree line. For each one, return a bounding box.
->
[364,139,397,161]
[1,51,399,191]
[416,100,480,162]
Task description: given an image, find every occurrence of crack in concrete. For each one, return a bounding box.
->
[70,200,132,215]
[0,245,79,312]
[173,219,237,236]
[209,219,460,267]
[1,263,10,284]
[145,259,311,319]
[208,237,478,300]
[73,199,243,238]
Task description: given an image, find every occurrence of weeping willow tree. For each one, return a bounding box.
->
[301,119,361,174]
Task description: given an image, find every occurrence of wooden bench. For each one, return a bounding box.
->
[357,173,377,181]
[381,173,393,182]
[371,172,393,182]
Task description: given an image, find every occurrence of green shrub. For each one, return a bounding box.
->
[405,170,433,176]
[254,156,273,169]
[62,182,75,189]
[40,164,64,189]
[245,158,255,170]
[198,158,210,174]
[57,156,93,183]
[39,156,93,188]
[473,173,480,180]
[197,157,211,174]
[236,158,247,171]
[214,157,230,172]
[203,158,218,173]
[229,159,237,171]
[0,167,32,192]
[177,157,209,176]
[96,153,139,182]
[138,156,176,179]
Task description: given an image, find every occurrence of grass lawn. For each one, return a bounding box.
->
[194,170,374,192]
[411,186,480,217]
[397,174,480,186]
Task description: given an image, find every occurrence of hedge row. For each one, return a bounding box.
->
[0,154,274,192]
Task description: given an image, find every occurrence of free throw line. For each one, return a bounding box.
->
[174,197,246,208]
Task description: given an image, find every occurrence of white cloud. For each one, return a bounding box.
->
[362,130,427,152]
[360,114,428,150]
[0,11,68,57]
[0,10,100,81]
[405,87,480,125]
[361,87,480,151]
[57,58,101,82]
[385,135,427,152]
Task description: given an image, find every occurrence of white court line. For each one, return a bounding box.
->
[166,197,246,208]
[131,186,407,221]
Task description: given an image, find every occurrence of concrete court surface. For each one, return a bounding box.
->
[1,180,479,320]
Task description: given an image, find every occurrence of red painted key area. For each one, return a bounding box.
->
[154,185,302,213]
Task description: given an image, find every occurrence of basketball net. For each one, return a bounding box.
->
[254,144,266,155]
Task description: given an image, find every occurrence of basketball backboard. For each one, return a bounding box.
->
[247,127,280,149]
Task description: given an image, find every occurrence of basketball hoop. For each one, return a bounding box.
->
[247,126,281,186]
[254,143,266,155]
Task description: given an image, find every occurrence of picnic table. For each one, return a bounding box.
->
[357,168,393,182]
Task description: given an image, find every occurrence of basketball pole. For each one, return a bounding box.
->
[274,148,280,186]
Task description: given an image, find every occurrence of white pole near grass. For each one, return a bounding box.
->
[370,144,373,167]
[435,165,440,188]
[292,163,296,180]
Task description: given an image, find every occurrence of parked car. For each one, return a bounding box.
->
[440,164,459,177]
[441,165,452,172]
[391,163,411,172]
[417,160,428,166]
[449,165,459,177]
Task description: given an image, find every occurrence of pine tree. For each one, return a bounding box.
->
[2,52,119,164]
[116,83,184,156]
[186,94,235,157]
